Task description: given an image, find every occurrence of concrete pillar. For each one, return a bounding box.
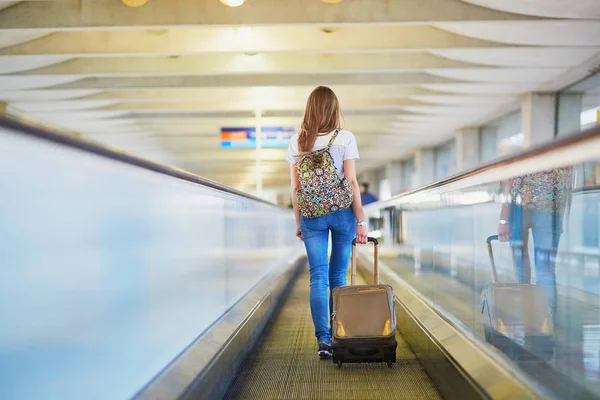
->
[521,93,556,146]
[400,158,416,192]
[455,127,480,171]
[414,149,435,187]
[557,93,583,136]
[374,167,388,200]
[385,161,403,197]
[371,169,382,197]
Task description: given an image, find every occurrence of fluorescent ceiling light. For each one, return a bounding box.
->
[220,0,246,6]
[235,27,252,36]
[121,0,149,7]
[581,107,600,127]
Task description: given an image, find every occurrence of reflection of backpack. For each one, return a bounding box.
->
[297,129,354,218]
[510,168,572,213]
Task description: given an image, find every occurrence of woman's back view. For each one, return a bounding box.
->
[287,86,368,358]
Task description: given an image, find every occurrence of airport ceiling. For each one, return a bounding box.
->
[1,0,600,189]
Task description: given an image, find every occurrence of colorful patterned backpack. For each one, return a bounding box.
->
[297,130,354,218]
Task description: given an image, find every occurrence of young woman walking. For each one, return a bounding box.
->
[287,86,368,358]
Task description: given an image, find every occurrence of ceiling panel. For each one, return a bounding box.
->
[0,0,597,192]
[437,21,600,46]
[460,0,600,19]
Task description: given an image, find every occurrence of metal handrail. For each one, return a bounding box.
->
[367,124,600,210]
[0,114,286,209]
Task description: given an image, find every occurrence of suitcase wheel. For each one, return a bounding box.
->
[387,360,393,368]
[337,360,343,368]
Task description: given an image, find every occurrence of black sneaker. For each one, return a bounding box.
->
[318,343,332,359]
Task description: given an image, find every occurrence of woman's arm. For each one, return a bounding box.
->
[344,159,368,244]
[290,164,302,240]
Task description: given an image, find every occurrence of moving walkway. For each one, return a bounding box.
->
[3,116,600,400]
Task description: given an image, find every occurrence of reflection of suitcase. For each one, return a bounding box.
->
[332,237,398,368]
[480,235,554,358]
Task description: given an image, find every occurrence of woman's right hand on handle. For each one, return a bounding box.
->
[356,225,368,244]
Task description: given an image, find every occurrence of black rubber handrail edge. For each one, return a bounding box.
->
[371,124,600,207]
[0,114,285,209]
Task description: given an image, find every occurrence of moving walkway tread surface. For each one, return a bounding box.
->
[225,266,443,400]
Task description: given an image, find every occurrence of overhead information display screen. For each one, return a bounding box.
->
[220,127,296,149]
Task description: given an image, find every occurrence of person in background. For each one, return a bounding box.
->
[360,183,378,205]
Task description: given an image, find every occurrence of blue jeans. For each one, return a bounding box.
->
[509,203,563,316]
[300,207,356,344]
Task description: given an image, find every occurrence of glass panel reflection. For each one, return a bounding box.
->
[366,158,600,397]
[0,127,299,400]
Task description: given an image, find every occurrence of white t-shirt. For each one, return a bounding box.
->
[286,129,359,176]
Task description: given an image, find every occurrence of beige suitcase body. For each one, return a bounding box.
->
[331,237,397,368]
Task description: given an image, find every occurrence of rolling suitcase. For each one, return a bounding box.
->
[332,237,398,368]
[480,235,554,358]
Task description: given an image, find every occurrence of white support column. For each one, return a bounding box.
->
[521,93,556,147]
[255,108,263,197]
[455,127,480,171]
[557,93,583,136]
[414,149,435,187]
[371,166,387,200]
[385,161,403,197]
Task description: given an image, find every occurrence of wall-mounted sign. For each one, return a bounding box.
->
[220,127,297,149]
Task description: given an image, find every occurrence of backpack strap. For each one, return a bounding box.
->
[326,129,340,149]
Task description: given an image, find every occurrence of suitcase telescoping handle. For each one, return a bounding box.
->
[351,237,379,286]
[487,235,499,283]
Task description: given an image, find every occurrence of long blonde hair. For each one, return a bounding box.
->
[298,86,342,154]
